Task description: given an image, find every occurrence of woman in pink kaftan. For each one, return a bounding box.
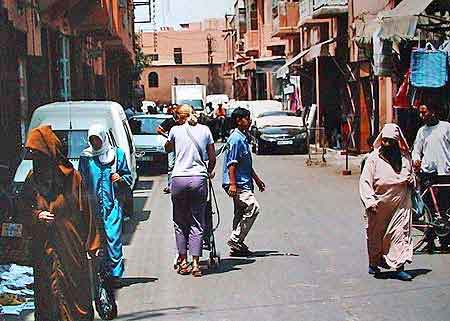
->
[359,123,415,281]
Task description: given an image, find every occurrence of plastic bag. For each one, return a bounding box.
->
[94,270,118,320]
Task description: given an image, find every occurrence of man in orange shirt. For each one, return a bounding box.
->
[215,103,227,142]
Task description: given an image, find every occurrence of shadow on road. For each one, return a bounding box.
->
[115,306,197,321]
[122,179,154,246]
[374,268,432,281]
[248,250,300,257]
[203,258,256,275]
[114,277,158,289]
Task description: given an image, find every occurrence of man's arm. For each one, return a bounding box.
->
[227,164,238,197]
[157,126,169,138]
[252,168,266,192]
[412,128,424,171]
[206,144,217,177]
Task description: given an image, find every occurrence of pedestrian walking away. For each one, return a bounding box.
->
[22,125,101,321]
[158,105,179,194]
[165,104,216,277]
[80,124,133,284]
[360,123,415,281]
[223,107,266,256]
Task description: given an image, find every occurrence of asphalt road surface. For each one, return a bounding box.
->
[9,151,450,321]
[113,152,450,321]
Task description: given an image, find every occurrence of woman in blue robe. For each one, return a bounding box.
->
[79,124,133,280]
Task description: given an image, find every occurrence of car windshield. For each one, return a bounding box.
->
[258,111,296,118]
[180,99,204,111]
[130,117,167,135]
[260,127,304,136]
[54,130,89,159]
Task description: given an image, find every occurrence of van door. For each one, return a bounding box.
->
[122,120,137,188]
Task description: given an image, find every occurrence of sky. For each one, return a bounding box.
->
[135,0,233,31]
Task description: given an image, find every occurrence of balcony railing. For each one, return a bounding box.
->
[244,30,259,55]
[272,1,300,37]
[313,0,348,17]
[300,0,347,21]
[299,0,313,21]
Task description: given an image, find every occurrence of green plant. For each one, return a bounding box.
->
[132,32,151,80]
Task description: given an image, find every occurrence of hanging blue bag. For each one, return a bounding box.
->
[410,43,448,88]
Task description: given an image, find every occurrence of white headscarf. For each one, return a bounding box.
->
[373,123,410,154]
[81,124,116,164]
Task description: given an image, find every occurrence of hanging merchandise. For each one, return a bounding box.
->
[373,30,393,77]
[410,43,448,88]
[439,40,450,65]
[394,70,410,108]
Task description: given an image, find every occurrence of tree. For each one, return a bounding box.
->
[132,32,152,80]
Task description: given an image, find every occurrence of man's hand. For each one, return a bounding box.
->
[413,160,422,172]
[111,173,121,183]
[255,178,266,192]
[367,205,377,216]
[228,184,237,198]
[38,211,55,223]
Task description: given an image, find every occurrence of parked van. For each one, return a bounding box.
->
[12,101,138,214]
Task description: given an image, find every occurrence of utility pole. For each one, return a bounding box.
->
[207,33,215,92]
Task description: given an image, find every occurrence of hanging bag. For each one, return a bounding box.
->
[410,43,448,88]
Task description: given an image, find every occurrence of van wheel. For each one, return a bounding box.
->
[124,189,134,220]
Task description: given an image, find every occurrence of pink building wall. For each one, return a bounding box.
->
[140,18,232,103]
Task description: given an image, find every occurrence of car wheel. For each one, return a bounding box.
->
[298,142,309,154]
[255,140,264,155]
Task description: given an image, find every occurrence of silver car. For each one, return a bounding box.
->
[129,114,172,170]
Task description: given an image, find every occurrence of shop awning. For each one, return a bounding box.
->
[303,38,336,62]
[276,38,336,78]
[356,0,435,43]
[276,48,312,79]
[241,56,286,73]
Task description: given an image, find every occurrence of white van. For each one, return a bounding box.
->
[227,100,283,124]
[12,101,138,212]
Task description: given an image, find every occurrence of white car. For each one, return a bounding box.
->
[12,101,138,214]
[206,94,229,108]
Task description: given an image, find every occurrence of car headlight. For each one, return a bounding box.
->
[295,132,308,140]
[135,150,146,159]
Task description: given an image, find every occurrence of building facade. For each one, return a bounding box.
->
[140,19,232,104]
[0,0,136,167]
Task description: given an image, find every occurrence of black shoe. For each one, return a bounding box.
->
[368,266,380,275]
[230,248,253,257]
[227,239,243,252]
[395,270,413,281]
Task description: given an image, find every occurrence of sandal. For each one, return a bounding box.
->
[177,262,191,275]
[191,265,202,277]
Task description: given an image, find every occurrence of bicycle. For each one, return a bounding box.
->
[411,174,450,253]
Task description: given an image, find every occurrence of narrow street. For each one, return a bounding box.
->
[113,153,450,321]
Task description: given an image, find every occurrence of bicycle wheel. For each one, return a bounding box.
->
[412,204,433,252]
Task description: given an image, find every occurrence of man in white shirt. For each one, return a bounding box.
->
[412,102,450,175]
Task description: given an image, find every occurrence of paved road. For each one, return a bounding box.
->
[113,152,450,321]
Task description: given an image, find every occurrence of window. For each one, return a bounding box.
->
[58,35,71,101]
[129,117,167,135]
[122,120,135,154]
[174,48,182,64]
[148,72,159,88]
[53,130,89,159]
[195,77,201,84]
[249,1,258,30]
[149,54,159,61]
